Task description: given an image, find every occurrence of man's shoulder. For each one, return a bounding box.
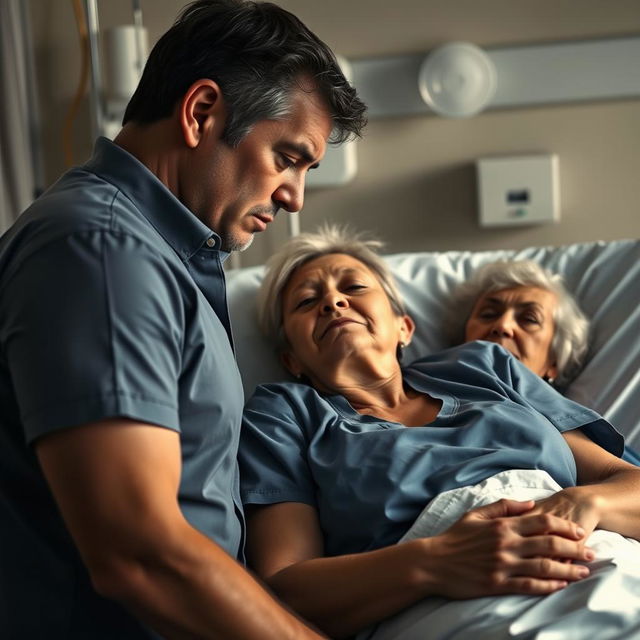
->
[0,166,160,278]
[28,167,148,236]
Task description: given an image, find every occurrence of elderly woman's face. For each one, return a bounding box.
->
[464,286,558,379]
[279,253,413,379]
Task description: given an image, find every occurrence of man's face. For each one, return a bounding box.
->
[183,83,333,252]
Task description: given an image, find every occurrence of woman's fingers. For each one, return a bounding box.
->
[470,498,536,520]
[518,533,594,563]
[511,511,586,540]
[499,557,591,595]
[468,500,585,541]
[432,501,597,599]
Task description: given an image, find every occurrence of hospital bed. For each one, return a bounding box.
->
[227,237,640,449]
[228,240,640,640]
[227,236,640,638]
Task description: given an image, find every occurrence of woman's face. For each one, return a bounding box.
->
[464,285,558,379]
[279,253,414,380]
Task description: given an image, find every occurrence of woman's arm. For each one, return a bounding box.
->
[247,499,592,639]
[531,429,640,539]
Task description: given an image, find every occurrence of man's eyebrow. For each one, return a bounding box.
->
[280,142,320,169]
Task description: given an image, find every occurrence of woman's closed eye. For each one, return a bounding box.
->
[344,283,367,293]
[478,308,500,320]
[294,296,317,310]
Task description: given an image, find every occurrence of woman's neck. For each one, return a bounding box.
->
[310,352,407,409]
[308,354,441,427]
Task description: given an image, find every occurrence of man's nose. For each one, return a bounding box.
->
[273,173,305,213]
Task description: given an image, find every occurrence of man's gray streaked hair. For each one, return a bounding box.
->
[258,224,405,351]
[123,0,367,147]
[448,259,589,387]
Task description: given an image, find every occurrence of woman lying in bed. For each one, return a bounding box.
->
[448,258,640,466]
[447,259,589,388]
[239,226,640,639]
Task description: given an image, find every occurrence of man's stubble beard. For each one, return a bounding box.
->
[222,205,279,252]
[221,230,255,253]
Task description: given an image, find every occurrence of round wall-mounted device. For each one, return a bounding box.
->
[417,42,497,118]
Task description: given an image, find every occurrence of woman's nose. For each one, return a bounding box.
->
[321,292,348,313]
[490,314,516,337]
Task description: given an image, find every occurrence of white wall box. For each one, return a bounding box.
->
[476,154,559,227]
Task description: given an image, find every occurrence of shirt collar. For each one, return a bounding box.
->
[84,137,224,261]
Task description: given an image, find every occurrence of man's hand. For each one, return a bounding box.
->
[423,499,593,599]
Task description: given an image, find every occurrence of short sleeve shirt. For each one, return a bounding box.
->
[240,341,623,556]
[0,138,245,638]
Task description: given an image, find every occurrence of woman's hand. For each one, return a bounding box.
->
[421,498,593,599]
[562,429,640,541]
[528,487,602,541]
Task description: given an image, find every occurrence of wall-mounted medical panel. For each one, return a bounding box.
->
[351,36,640,118]
[476,154,559,227]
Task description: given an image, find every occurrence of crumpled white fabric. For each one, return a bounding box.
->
[368,469,640,640]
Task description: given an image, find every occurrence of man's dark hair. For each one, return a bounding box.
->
[123,0,367,146]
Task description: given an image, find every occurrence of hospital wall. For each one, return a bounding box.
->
[30,0,640,267]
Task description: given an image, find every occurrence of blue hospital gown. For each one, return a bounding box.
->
[240,341,623,556]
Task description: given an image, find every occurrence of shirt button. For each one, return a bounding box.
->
[206,237,216,248]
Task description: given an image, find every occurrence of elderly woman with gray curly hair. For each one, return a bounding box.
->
[448,259,640,468]
[447,259,589,388]
[239,226,640,640]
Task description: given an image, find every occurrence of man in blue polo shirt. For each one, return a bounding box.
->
[0,1,366,638]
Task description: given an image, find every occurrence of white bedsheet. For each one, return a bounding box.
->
[365,470,640,640]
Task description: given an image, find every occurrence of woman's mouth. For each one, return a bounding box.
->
[320,318,358,340]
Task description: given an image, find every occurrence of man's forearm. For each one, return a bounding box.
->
[94,524,327,640]
[34,422,316,638]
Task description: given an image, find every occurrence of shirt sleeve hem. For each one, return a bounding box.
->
[559,417,625,457]
[24,392,180,444]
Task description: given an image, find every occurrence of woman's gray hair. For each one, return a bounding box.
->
[258,225,405,350]
[448,259,589,387]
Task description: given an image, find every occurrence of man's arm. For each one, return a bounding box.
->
[36,419,326,640]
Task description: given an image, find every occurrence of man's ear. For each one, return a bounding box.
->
[178,79,226,148]
[280,350,303,379]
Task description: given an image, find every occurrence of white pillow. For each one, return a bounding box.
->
[226,239,640,447]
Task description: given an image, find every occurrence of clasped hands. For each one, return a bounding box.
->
[426,490,600,599]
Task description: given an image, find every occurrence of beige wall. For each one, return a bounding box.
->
[30,0,640,267]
